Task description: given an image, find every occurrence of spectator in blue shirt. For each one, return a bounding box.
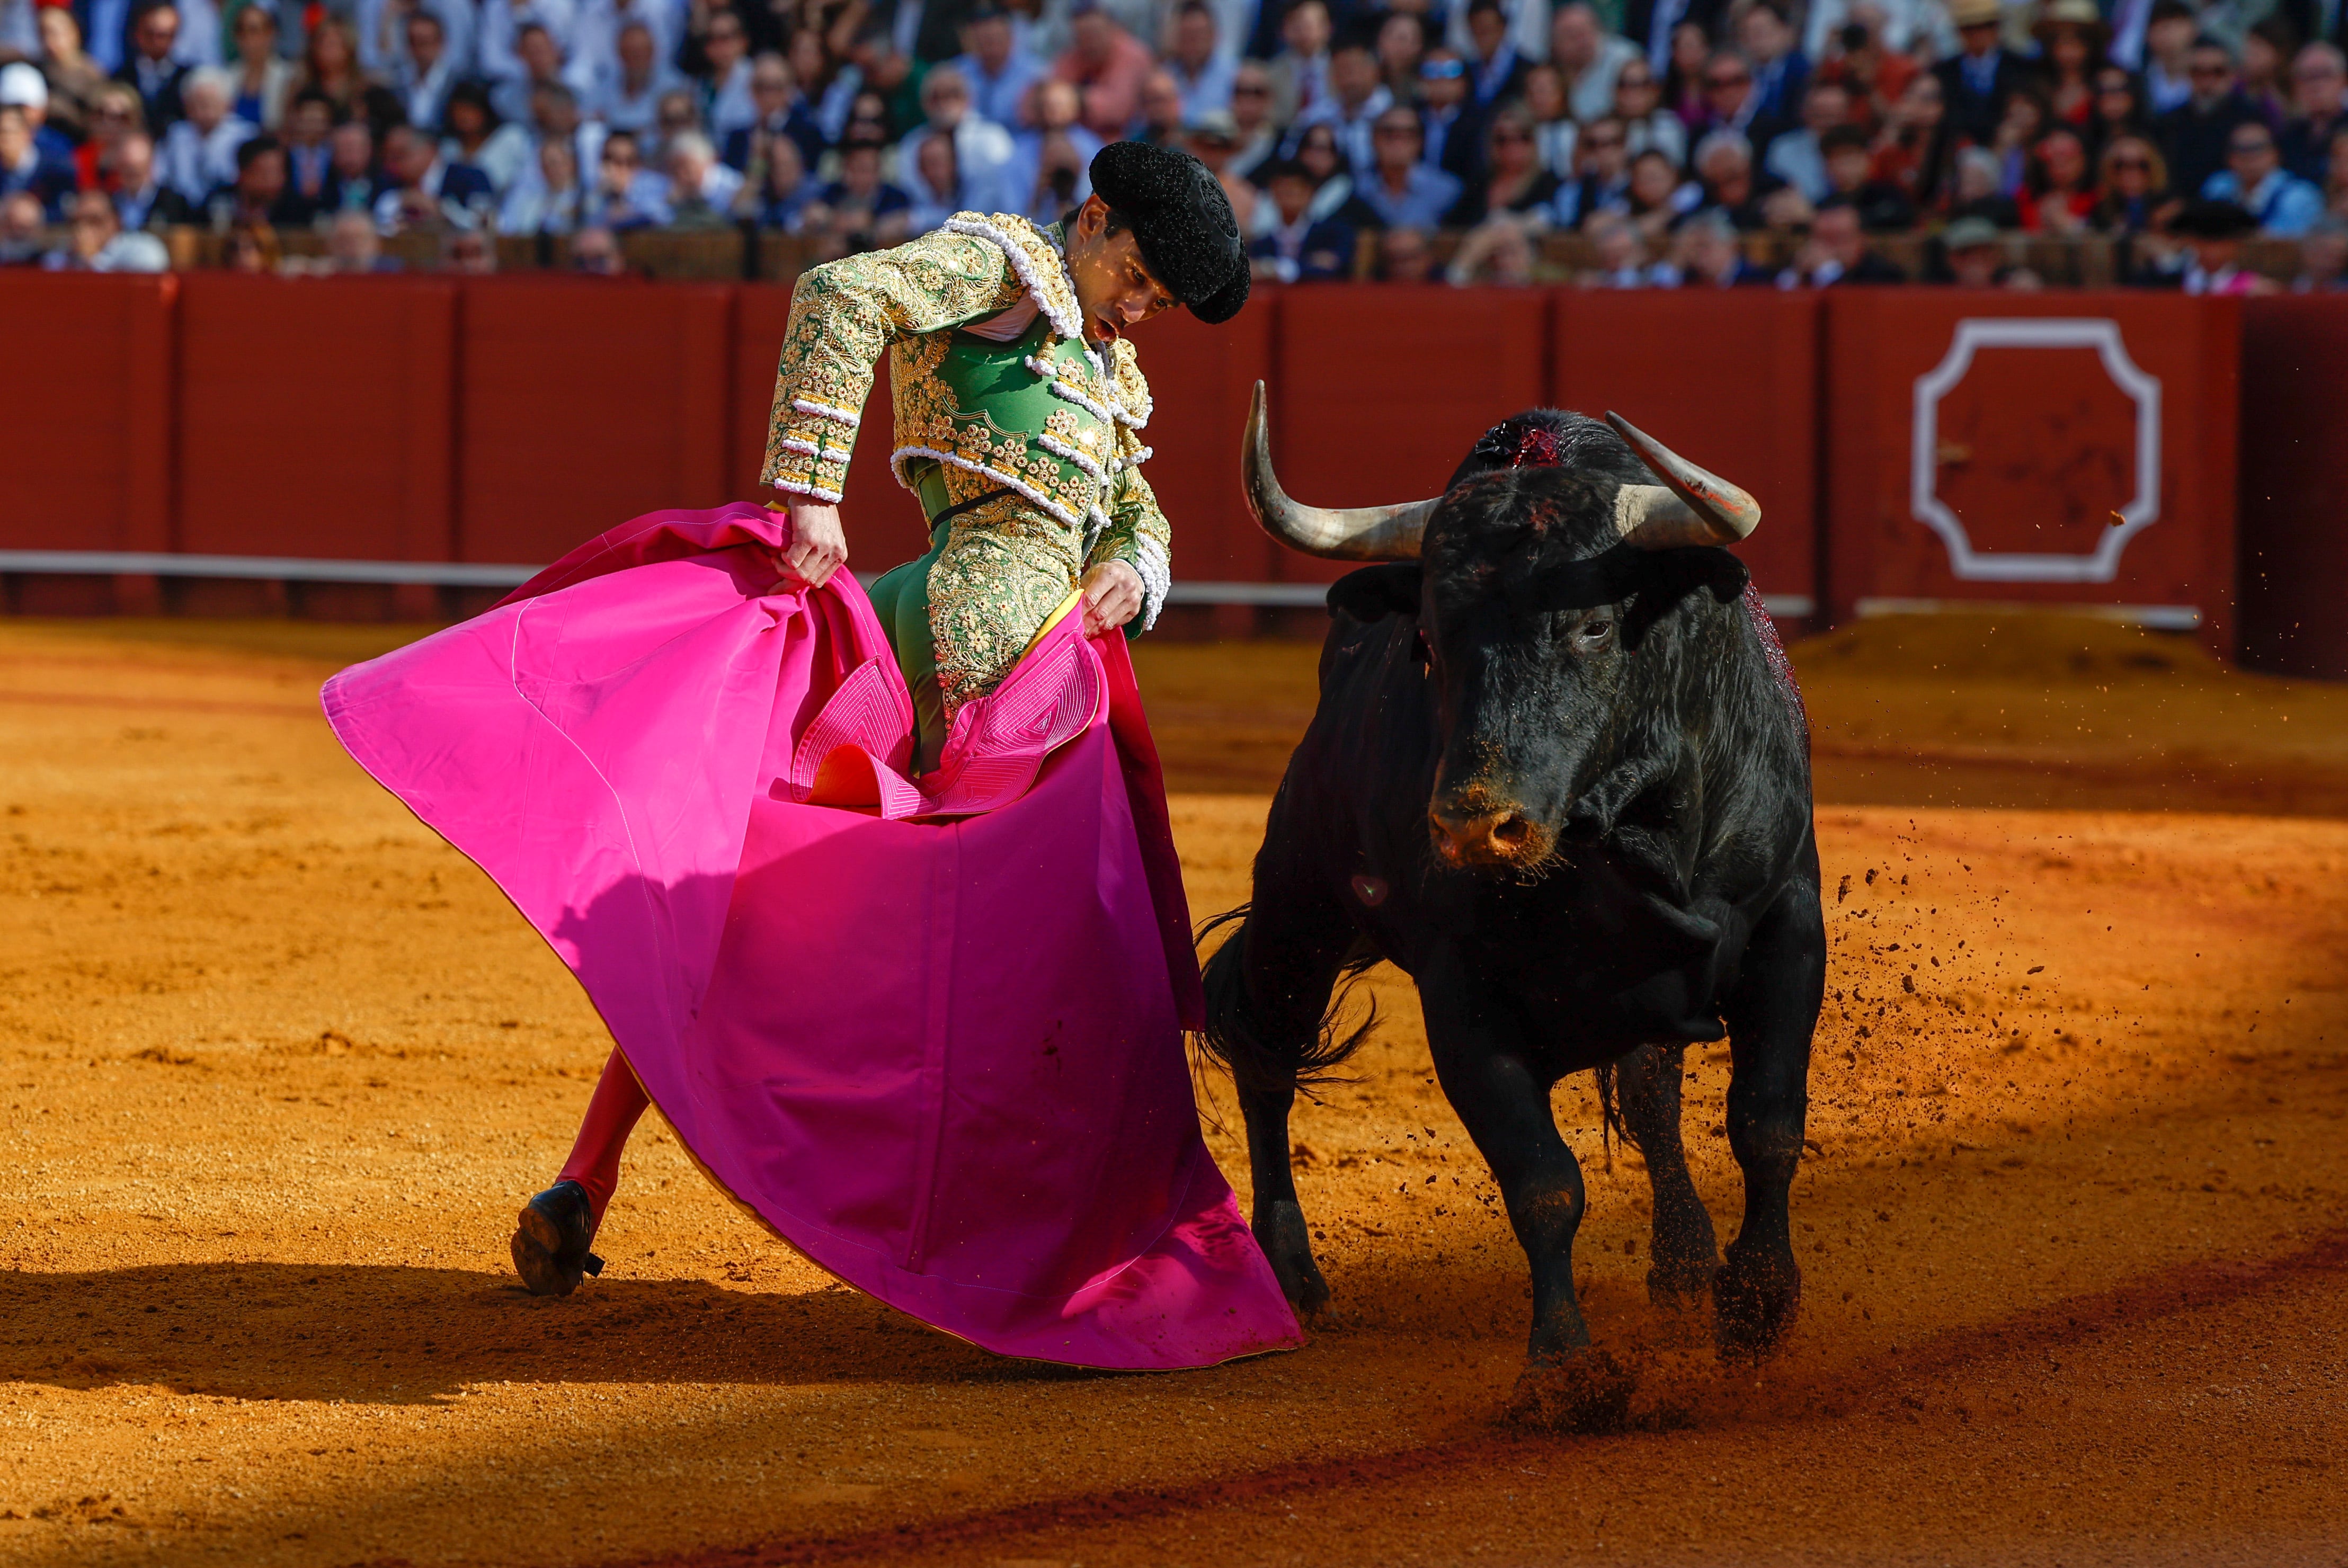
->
[947,4,1045,132]
[1461,0,1527,112]
[722,52,824,175]
[1416,49,1483,185]
[0,102,78,219]
[2201,119,2325,235]
[1164,2,1237,120]
[1736,0,1808,124]
[802,133,912,259]
[1250,156,1356,280]
[581,128,671,229]
[1346,104,1462,228]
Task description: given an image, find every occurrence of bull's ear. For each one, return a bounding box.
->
[1641,546,1749,607]
[1624,547,1750,646]
[1326,563,1422,623]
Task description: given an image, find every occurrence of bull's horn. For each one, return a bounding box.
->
[1605,412,1761,551]
[1243,380,1437,560]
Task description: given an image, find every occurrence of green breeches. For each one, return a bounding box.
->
[866,465,1087,773]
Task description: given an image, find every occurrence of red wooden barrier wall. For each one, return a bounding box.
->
[2,274,2310,665]
[1821,291,2240,654]
[1124,301,1278,586]
[0,272,174,554]
[177,275,456,563]
[457,279,733,564]
[1551,290,1820,614]
[2237,297,2348,679]
[1270,286,1551,584]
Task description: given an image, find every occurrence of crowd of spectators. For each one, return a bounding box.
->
[2,0,2345,289]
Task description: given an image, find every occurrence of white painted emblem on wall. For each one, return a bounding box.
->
[1910,318,2162,583]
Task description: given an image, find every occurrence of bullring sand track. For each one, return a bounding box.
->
[0,614,2343,1567]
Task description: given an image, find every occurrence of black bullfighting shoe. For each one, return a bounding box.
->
[510,1180,606,1298]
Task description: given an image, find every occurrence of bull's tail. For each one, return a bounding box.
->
[1589,1059,1638,1171]
[1195,905,1380,1098]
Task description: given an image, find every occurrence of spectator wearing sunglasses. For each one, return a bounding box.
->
[583,128,670,229]
[2155,36,2258,200]
[1416,50,1482,185]
[1345,103,1462,229]
[1692,49,1789,160]
[1611,56,1685,170]
[2200,119,2324,235]
[1445,103,1559,227]
[1551,111,1631,228]
[2091,133,2168,234]
[1224,61,1278,181]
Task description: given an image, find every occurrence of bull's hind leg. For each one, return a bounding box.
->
[1200,851,1363,1316]
[1237,1077,1328,1315]
[1611,1043,1720,1307]
[1422,949,1633,1432]
[1714,875,1827,1361]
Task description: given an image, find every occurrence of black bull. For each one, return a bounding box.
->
[1197,399,1826,1429]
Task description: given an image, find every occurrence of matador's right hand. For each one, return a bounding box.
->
[779,500,848,588]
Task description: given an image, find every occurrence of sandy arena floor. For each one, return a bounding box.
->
[0,614,2342,1567]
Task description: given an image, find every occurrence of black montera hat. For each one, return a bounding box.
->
[1088,140,1251,324]
[2174,198,2256,238]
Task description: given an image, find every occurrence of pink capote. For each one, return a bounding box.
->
[321,504,1302,1370]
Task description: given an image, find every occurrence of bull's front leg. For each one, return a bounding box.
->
[1714,876,1826,1361]
[1421,948,1633,1433]
[1611,1043,1720,1307]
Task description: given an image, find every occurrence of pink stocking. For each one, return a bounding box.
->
[556,1048,652,1220]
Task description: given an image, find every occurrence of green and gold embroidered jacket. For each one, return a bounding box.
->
[759,212,1171,628]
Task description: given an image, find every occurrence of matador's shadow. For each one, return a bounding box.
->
[3,1261,1106,1406]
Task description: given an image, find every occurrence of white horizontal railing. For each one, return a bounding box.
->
[0,550,1818,619]
[0,550,540,587]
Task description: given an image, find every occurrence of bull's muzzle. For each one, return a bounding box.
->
[1429,801,1547,868]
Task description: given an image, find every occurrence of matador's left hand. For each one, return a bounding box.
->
[1079,560,1144,637]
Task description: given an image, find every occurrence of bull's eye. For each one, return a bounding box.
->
[1577,616,1615,648]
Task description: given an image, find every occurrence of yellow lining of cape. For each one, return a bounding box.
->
[1019,589,1086,660]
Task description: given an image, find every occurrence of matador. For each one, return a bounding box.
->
[755,143,1247,770]
[321,140,1298,1366]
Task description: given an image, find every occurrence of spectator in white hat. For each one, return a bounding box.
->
[1,59,72,163]
[0,99,77,218]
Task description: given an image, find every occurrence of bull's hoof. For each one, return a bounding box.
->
[1713,1243,1800,1362]
[1254,1199,1330,1316]
[1646,1255,1721,1312]
[1504,1350,1635,1435]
